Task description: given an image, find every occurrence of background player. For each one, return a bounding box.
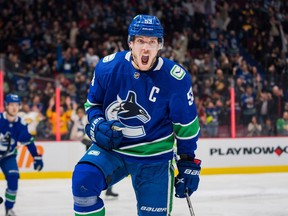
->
[0,94,44,216]
[72,14,201,216]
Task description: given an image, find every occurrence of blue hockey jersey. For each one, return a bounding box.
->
[0,112,35,158]
[84,51,200,162]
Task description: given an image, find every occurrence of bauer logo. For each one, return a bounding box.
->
[140,206,167,213]
[184,169,200,175]
[210,146,288,157]
[88,150,100,156]
[170,65,185,80]
[103,53,116,63]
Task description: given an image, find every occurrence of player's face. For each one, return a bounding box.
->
[130,36,160,71]
[6,102,20,117]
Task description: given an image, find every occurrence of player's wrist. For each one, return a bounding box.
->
[179,154,195,161]
[91,117,105,125]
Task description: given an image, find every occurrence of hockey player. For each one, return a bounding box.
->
[0,94,44,216]
[72,14,201,216]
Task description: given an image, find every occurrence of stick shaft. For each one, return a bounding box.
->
[185,191,195,216]
[111,126,124,131]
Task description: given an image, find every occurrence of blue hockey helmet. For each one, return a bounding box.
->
[128,15,164,47]
[5,93,21,105]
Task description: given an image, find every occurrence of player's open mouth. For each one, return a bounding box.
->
[141,55,149,65]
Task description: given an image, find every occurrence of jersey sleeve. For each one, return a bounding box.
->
[18,118,34,145]
[18,118,39,157]
[84,62,106,122]
[84,52,122,122]
[169,68,200,158]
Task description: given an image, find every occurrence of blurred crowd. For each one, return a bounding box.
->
[1,0,288,140]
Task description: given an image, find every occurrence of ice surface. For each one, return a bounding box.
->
[0,173,287,216]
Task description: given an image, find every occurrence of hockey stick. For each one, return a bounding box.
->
[111,126,124,131]
[185,189,195,216]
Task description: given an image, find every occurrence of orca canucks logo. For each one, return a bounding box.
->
[105,91,151,138]
[0,132,12,152]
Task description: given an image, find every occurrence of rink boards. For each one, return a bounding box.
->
[0,137,287,179]
[197,137,288,174]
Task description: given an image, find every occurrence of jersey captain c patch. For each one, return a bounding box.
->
[170,65,185,80]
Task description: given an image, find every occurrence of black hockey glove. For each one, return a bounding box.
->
[85,118,124,150]
[33,155,44,171]
[175,158,201,198]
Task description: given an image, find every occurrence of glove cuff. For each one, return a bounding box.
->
[91,117,104,125]
[179,154,201,165]
[179,154,195,161]
[194,158,201,165]
[88,118,105,143]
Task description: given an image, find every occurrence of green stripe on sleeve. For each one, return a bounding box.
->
[173,116,200,139]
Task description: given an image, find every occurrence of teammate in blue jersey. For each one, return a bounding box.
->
[72,14,201,216]
[0,94,44,216]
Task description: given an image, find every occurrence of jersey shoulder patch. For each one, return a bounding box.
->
[102,53,117,63]
[170,65,186,80]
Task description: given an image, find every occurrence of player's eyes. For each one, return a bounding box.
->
[135,39,158,48]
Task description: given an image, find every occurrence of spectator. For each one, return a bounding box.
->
[74,72,90,104]
[196,53,218,80]
[85,47,100,69]
[212,68,228,96]
[18,103,45,137]
[261,118,275,136]
[270,85,284,123]
[195,96,207,136]
[69,105,88,142]
[236,61,253,87]
[205,101,219,137]
[257,92,273,124]
[233,78,244,124]
[46,96,72,140]
[69,21,79,48]
[241,85,257,125]
[29,95,45,115]
[172,31,189,64]
[276,111,288,136]
[265,64,280,91]
[247,116,262,136]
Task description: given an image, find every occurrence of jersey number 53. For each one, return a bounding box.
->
[187,87,194,106]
